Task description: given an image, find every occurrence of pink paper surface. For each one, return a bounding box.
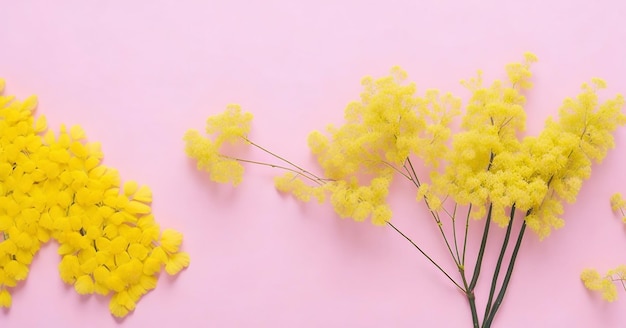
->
[2,1,626,327]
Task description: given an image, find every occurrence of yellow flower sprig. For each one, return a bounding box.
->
[184,104,328,188]
[611,193,626,222]
[581,193,626,302]
[185,54,626,327]
[581,266,625,302]
[0,80,189,317]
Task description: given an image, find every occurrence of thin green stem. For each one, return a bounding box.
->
[459,269,480,328]
[404,158,460,265]
[462,204,473,265]
[482,218,527,328]
[402,164,421,189]
[382,160,413,181]
[609,277,626,291]
[440,201,456,220]
[223,155,324,185]
[452,203,461,264]
[243,137,325,181]
[406,158,421,187]
[433,211,460,266]
[469,204,493,290]
[486,151,495,171]
[483,204,516,320]
[386,221,464,292]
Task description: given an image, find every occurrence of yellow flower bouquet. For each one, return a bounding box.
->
[185,53,625,327]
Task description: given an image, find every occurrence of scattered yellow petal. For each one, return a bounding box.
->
[0,289,12,308]
[160,229,183,253]
[165,252,190,275]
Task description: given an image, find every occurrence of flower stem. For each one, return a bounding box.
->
[222,155,325,185]
[386,221,464,292]
[452,204,462,263]
[469,204,493,290]
[243,137,325,181]
[405,158,421,187]
[462,204,473,265]
[405,158,460,267]
[382,160,413,181]
[483,204,516,320]
[482,218,527,328]
[459,267,480,328]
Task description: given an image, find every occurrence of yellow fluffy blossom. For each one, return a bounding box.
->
[581,268,619,302]
[519,79,625,238]
[429,53,534,226]
[582,195,626,301]
[189,55,625,235]
[295,53,623,232]
[274,172,325,203]
[309,66,461,179]
[610,193,626,222]
[425,55,624,239]
[183,105,249,185]
[299,67,461,224]
[0,80,189,317]
[205,104,253,144]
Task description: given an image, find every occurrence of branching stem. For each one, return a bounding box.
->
[222,155,325,185]
[386,221,464,292]
[405,158,460,266]
[243,136,325,181]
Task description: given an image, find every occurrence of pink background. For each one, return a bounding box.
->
[2,1,626,327]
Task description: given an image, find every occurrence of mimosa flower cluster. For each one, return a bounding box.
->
[185,53,625,327]
[0,80,189,317]
[183,104,251,186]
[580,193,626,301]
[187,54,624,238]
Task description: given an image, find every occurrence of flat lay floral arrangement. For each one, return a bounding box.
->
[184,53,626,327]
[2,53,626,326]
